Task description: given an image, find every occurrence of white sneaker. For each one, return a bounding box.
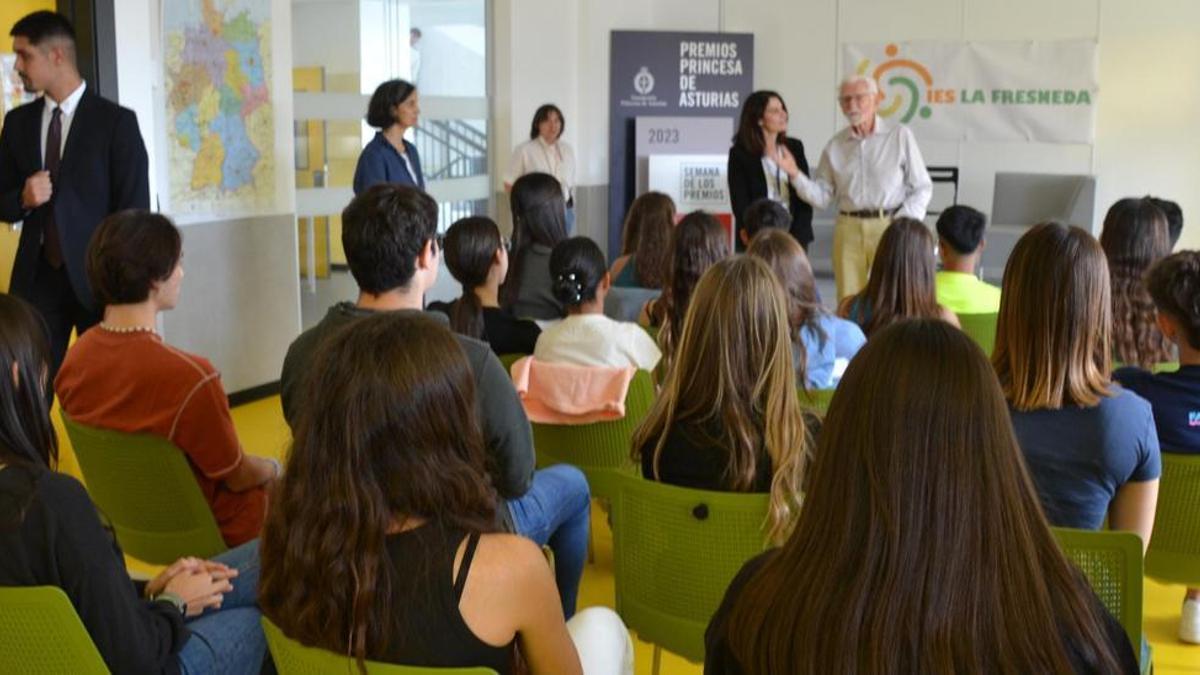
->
[1181,597,1200,644]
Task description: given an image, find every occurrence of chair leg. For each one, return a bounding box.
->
[652,645,662,675]
[588,526,595,564]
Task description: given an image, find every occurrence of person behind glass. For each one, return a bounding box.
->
[608,191,675,289]
[747,229,865,390]
[1113,250,1200,643]
[632,257,811,545]
[995,223,1159,551]
[1100,197,1174,369]
[0,293,267,675]
[501,172,569,320]
[727,91,814,251]
[427,216,541,355]
[506,104,577,233]
[705,319,1138,674]
[533,237,661,371]
[837,218,959,337]
[55,210,278,548]
[353,79,424,193]
[261,313,633,675]
[638,210,730,366]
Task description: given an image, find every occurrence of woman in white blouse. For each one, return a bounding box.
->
[506,104,578,233]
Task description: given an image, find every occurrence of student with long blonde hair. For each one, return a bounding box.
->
[706,319,1137,674]
[631,256,809,544]
[994,223,1160,547]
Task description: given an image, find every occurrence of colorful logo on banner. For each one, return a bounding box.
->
[855,42,1093,125]
[856,44,933,123]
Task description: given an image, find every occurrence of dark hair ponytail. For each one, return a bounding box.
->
[549,237,606,307]
[442,217,503,339]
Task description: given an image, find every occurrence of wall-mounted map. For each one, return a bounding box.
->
[164,0,276,215]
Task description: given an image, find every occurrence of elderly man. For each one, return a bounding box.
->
[775,75,932,300]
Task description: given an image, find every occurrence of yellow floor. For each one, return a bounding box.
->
[51,395,1200,674]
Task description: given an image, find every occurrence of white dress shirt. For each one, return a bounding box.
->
[761,155,791,210]
[40,80,87,165]
[534,313,661,371]
[507,136,576,202]
[790,115,932,220]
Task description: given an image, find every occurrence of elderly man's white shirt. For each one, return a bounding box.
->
[789,115,933,220]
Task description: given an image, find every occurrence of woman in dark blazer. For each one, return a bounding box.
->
[727,90,814,250]
[353,79,425,193]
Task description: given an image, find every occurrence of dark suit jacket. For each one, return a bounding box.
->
[0,90,150,308]
[727,136,814,247]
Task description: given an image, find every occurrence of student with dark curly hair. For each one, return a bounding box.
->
[1114,250,1200,643]
[1101,197,1174,369]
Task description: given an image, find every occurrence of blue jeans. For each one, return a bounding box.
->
[508,465,590,619]
[565,205,577,235]
[177,540,267,675]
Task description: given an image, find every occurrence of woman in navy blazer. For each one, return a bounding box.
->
[353,79,425,193]
[727,90,813,250]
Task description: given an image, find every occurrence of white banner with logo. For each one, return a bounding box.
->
[842,41,1098,144]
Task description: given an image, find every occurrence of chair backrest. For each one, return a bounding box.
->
[60,414,228,564]
[531,369,655,500]
[262,617,498,674]
[1146,452,1200,586]
[0,586,109,674]
[1051,527,1143,660]
[611,476,770,663]
[956,312,998,357]
[604,286,661,323]
[798,387,836,415]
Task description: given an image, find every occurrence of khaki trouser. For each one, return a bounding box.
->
[833,214,892,301]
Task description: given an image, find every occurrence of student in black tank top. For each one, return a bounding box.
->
[259,314,584,673]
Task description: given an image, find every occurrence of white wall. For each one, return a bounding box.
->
[495,0,1200,249]
[114,0,302,393]
[293,0,361,77]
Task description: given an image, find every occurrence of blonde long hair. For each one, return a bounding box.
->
[632,256,808,543]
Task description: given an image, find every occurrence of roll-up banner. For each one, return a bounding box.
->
[608,31,754,259]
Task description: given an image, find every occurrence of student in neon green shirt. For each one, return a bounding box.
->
[935,205,1001,314]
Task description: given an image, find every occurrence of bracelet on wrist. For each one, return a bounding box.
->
[152,591,187,617]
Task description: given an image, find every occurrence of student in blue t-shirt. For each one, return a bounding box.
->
[993,223,1160,546]
[747,228,864,389]
[1112,250,1200,643]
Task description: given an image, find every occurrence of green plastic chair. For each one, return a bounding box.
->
[496,353,524,375]
[263,617,497,674]
[798,387,836,414]
[0,586,109,674]
[1146,452,1200,586]
[60,414,228,564]
[1151,361,1179,374]
[1051,528,1146,669]
[531,369,656,501]
[956,312,998,357]
[611,475,770,672]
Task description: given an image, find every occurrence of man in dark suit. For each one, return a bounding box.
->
[0,11,149,389]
